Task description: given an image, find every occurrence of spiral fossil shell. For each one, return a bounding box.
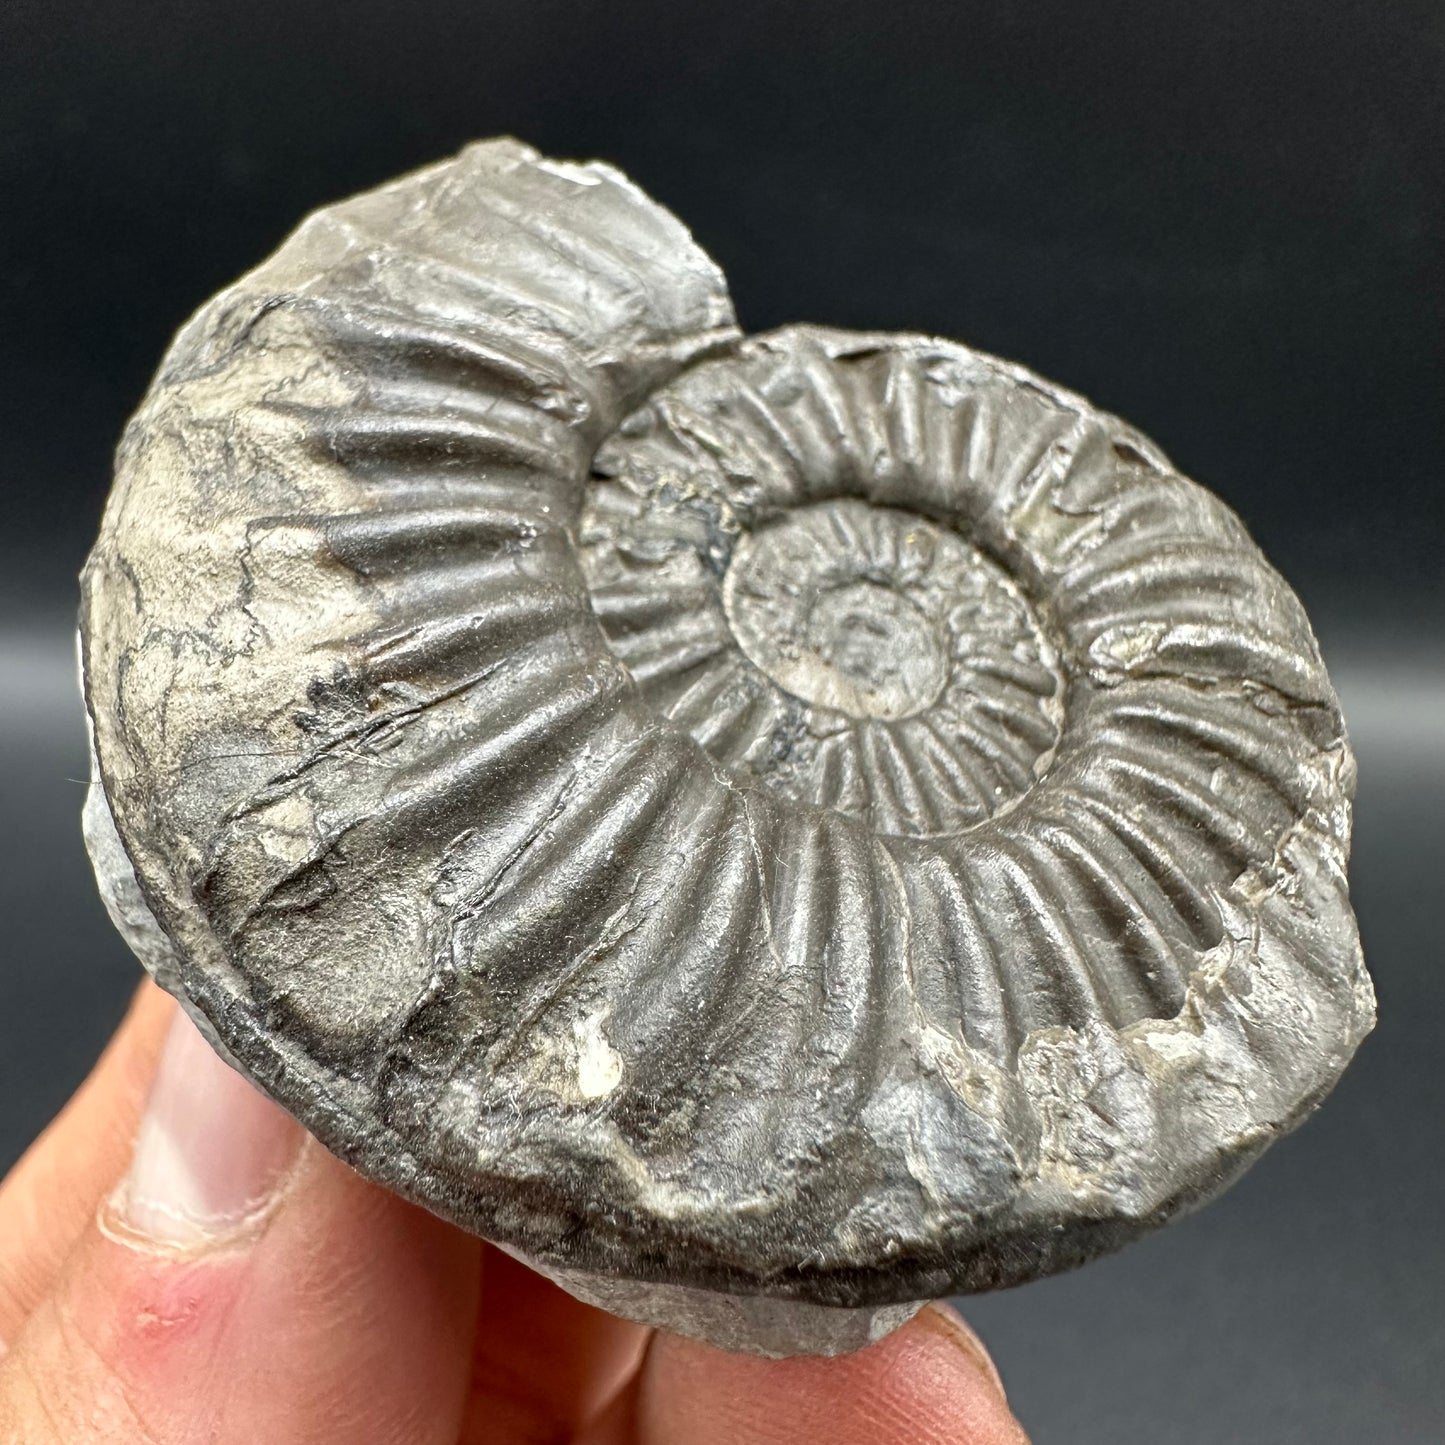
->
[81,140,1374,1355]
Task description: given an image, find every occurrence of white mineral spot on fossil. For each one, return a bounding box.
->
[576,1017,625,1100]
[253,793,319,867]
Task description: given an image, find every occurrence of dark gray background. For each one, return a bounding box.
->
[1,2,1440,1440]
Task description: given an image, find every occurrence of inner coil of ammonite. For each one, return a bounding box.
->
[580,360,1066,838]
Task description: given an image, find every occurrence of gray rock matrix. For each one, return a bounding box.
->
[80,140,1374,1355]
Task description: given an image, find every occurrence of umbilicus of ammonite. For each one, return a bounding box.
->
[80,140,1375,1356]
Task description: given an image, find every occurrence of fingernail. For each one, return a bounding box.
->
[112,1007,302,1247]
[919,1302,1009,1399]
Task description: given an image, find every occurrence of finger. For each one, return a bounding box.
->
[0,982,176,1343]
[0,1007,482,1444]
[628,1304,1029,1445]
[459,1246,649,1444]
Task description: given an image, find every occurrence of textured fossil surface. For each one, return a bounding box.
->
[80,139,1374,1355]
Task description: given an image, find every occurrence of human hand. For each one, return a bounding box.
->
[0,983,1028,1443]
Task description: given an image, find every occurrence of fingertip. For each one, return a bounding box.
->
[1,1146,484,1445]
[0,1014,483,1445]
[636,1306,1028,1445]
[915,1301,1011,1401]
[0,981,175,1342]
[463,1245,651,1440]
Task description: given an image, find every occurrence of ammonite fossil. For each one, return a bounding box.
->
[81,140,1375,1356]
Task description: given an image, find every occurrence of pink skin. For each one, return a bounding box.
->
[0,987,1028,1444]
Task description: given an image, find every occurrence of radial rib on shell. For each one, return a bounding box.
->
[80,140,1374,1348]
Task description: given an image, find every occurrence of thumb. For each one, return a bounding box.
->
[0,1006,481,1444]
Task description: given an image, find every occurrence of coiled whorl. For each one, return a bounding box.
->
[81,141,1373,1340]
